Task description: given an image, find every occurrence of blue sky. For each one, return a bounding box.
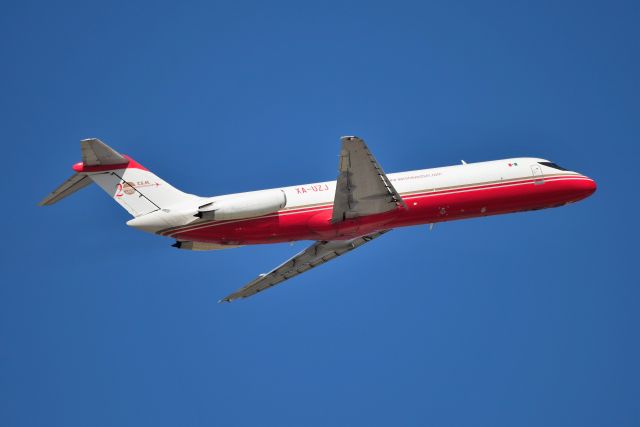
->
[1,1,638,425]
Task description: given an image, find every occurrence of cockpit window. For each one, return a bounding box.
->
[538,161,568,171]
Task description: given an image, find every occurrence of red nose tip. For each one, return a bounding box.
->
[579,176,597,198]
[585,177,597,195]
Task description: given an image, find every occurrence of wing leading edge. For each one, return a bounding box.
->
[220,230,390,302]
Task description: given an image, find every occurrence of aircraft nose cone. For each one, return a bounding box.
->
[576,175,597,199]
[584,176,597,195]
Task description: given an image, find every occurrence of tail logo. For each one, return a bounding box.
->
[115,182,136,197]
[115,180,161,197]
[123,182,136,195]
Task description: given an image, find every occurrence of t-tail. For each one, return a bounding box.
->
[39,138,199,218]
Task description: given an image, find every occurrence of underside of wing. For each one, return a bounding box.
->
[220,230,390,302]
[332,136,406,223]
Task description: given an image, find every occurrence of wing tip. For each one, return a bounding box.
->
[340,135,362,143]
[80,137,104,143]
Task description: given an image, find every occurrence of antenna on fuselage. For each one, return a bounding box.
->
[461,160,467,165]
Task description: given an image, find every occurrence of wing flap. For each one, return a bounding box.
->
[220,230,390,302]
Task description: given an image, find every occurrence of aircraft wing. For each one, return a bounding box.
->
[220,230,389,302]
[331,136,406,223]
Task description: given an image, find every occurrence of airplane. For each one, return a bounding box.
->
[40,137,596,302]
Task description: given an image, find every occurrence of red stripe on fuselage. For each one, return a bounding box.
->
[165,175,595,244]
[160,175,588,237]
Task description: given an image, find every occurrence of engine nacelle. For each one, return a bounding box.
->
[198,189,286,221]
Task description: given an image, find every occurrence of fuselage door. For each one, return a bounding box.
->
[531,164,544,185]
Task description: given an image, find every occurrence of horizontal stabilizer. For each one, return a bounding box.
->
[38,173,92,206]
[81,138,127,166]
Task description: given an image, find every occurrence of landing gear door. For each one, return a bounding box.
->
[531,164,544,185]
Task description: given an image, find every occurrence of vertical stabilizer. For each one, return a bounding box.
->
[40,138,198,217]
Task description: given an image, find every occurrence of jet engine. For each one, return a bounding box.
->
[197,189,286,221]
